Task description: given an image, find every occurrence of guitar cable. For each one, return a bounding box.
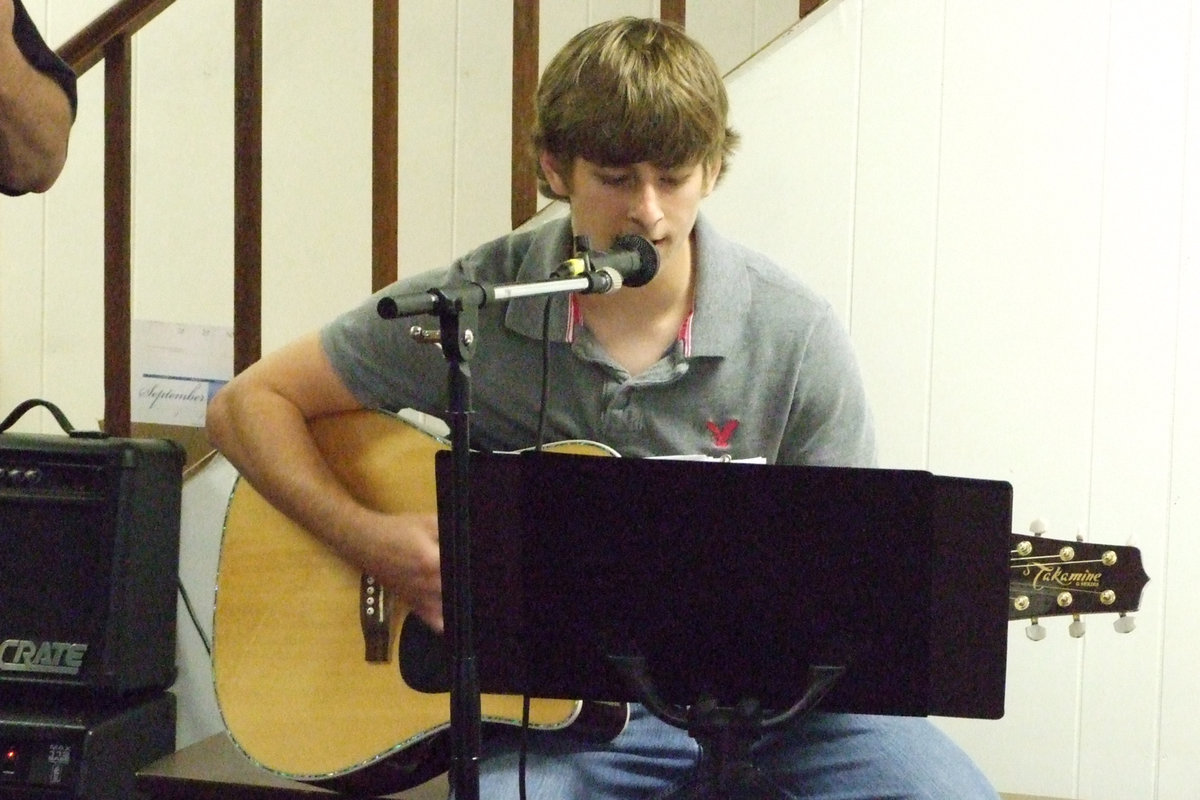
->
[517,297,555,800]
[520,695,532,800]
[178,578,213,656]
[534,296,553,453]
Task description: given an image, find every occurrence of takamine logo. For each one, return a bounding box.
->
[0,639,88,676]
[1030,565,1103,591]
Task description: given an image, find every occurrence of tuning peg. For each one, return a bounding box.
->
[1029,518,1048,536]
[1069,615,1086,638]
[1113,613,1136,634]
[1025,619,1047,641]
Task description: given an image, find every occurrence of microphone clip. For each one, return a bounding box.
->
[551,235,597,280]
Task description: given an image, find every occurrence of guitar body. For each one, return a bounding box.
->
[211,410,616,792]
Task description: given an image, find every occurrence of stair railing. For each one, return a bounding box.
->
[55,0,823,437]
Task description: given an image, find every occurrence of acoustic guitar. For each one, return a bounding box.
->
[211,409,1149,795]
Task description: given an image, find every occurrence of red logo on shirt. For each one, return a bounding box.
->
[706,420,739,449]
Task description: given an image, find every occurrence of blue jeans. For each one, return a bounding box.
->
[468,704,999,799]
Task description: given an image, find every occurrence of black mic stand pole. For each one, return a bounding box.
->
[376,271,619,800]
[437,285,483,800]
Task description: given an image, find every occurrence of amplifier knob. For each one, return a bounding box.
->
[3,467,42,486]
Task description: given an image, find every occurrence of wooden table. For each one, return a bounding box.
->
[135,733,447,799]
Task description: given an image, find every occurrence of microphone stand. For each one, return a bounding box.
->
[376,271,619,800]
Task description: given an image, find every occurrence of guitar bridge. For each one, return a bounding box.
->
[360,574,392,662]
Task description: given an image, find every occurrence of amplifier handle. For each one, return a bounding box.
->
[0,398,107,438]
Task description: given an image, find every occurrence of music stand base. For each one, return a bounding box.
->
[610,656,846,800]
[670,699,790,800]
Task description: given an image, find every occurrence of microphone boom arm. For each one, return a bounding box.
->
[377,272,619,320]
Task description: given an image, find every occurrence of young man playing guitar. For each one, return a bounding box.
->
[207,16,999,799]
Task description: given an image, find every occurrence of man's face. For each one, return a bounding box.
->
[541,154,719,273]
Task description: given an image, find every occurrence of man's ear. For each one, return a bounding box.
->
[539,151,571,197]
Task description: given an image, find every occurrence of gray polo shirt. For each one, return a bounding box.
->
[321,214,875,467]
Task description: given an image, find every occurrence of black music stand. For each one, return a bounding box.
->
[409,450,1012,797]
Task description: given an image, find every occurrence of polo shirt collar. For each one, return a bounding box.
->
[688,213,751,358]
[504,217,576,342]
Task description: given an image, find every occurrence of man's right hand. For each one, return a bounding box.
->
[358,510,444,634]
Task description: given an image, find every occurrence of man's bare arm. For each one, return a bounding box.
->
[0,0,72,194]
[206,332,444,631]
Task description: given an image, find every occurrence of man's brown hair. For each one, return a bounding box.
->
[532,17,740,200]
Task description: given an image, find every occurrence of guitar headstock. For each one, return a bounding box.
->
[1010,520,1149,640]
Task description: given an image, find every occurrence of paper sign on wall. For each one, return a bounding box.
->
[131,320,233,427]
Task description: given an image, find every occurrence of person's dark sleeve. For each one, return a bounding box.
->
[11,0,77,117]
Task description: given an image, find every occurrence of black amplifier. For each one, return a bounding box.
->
[0,429,184,698]
[0,690,175,798]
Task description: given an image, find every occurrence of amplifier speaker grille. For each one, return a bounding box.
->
[0,432,184,698]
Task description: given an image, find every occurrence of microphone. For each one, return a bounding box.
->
[554,234,659,294]
[375,234,661,320]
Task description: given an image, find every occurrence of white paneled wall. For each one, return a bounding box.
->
[2,2,1197,798]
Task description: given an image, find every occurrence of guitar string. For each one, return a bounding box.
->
[1009,556,1114,566]
[1008,586,1111,598]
